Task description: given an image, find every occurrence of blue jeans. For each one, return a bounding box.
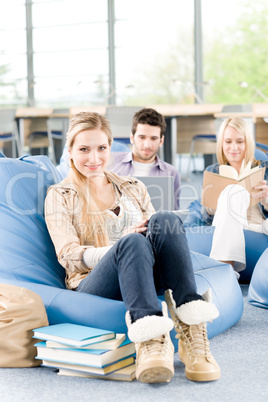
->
[77,212,202,322]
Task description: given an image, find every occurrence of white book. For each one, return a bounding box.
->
[219,160,260,180]
[46,333,126,350]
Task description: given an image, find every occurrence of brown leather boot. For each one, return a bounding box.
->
[126,302,175,383]
[165,289,221,382]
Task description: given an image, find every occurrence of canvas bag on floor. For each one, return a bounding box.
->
[0,284,48,367]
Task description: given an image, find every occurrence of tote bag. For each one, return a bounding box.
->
[0,284,48,367]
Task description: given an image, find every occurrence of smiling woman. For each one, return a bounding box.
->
[44,111,221,384]
[222,126,246,171]
[201,117,268,277]
[69,130,111,179]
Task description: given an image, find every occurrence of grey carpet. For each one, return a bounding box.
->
[1,285,268,402]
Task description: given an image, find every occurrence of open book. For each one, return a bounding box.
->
[201,161,265,209]
[218,160,260,180]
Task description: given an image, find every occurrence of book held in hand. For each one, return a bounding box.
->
[57,363,136,382]
[201,163,265,210]
[35,339,135,368]
[33,323,115,347]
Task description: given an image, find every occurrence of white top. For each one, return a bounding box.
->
[82,193,143,268]
[132,160,156,176]
[107,193,143,244]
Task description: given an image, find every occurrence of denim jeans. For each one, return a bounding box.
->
[77,211,202,322]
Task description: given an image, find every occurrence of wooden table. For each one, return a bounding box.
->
[16,108,70,155]
[16,108,54,150]
[253,103,268,146]
[149,104,223,165]
[14,103,268,165]
[69,106,106,118]
[214,103,268,146]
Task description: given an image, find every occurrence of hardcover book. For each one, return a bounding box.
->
[33,323,115,347]
[57,363,136,381]
[35,339,135,368]
[42,356,135,376]
[201,164,265,210]
[46,333,126,351]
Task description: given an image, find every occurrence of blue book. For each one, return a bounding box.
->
[41,358,135,377]
[33,323,115,347]
[35,339,135,368]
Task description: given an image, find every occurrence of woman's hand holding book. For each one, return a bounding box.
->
[252,180,268,204]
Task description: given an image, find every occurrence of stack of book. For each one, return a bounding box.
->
[33,323,136,381]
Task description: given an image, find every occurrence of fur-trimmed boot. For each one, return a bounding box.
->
[126,302,175,383]
[165,289,221,382]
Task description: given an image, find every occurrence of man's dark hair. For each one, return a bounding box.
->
[131,108,166,138]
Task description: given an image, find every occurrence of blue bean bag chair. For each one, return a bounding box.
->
[0,154,243,347]
[184,200,268,283]
[248,248,268,309]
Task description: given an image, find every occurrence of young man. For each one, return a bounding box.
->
[109,108,181,209]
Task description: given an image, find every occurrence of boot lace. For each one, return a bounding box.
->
[138,335,171,360]
[175,321,210,358]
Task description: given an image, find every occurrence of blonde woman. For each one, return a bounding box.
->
[202,117,268,276]
[45,112,220,384]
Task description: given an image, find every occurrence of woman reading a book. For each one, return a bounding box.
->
[45,112,220,384]
[201,117,268,277]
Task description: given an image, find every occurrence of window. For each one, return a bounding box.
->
[203,0,268,103]
[1,0,267,107]
[32,0,109,106]
[0,0,27,106]
[114,0,195,105]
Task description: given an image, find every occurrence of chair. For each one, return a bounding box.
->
[183,140,268,282]
[0,154,244,346]
[46,109,69,165]
[183,199,268,284]
[248,248,268,309]
[110,140,130,152]
[0,109,22,158]
[185,134,217,180]
[256,141,268,154]
[105,106,144,143]
[29,109,69,165]
[255,143,268,161]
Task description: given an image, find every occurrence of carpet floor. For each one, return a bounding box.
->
[1,285,268,402]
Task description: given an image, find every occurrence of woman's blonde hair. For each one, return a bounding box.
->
[216,117,256,166]
[66,112,113,247]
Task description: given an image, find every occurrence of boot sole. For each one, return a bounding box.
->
[185,368,221,382]
[136,360,174,383]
